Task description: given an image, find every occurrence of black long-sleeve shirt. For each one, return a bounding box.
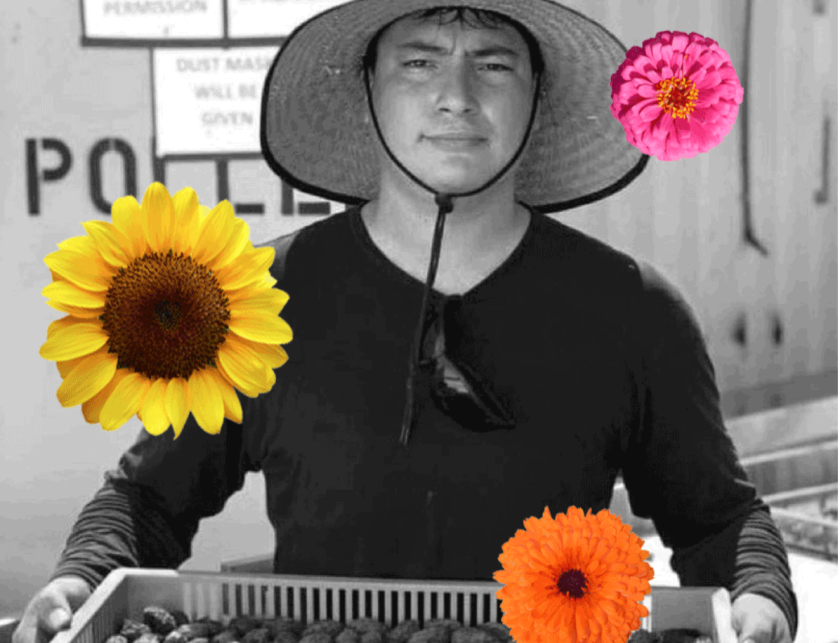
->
[51,204,797,638]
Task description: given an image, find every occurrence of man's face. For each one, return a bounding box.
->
[368,13,537,195]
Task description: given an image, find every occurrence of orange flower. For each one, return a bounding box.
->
[494,506,654,643]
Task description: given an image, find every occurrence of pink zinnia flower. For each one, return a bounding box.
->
[609,31,744,161]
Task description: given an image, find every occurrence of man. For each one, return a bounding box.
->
[15,2,796,643]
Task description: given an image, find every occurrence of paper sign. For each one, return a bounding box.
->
[153,47,276,155]
[82,0,224,39]
[228,0,348,38]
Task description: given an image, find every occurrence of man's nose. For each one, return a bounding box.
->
[436,61,479,114]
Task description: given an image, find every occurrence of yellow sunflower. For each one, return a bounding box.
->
[39,182,292,438]
[494,506,654,643]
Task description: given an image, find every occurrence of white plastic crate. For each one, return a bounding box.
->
[51,569,738,643]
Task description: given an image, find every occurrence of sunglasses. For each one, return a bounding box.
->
[398,197,516,446]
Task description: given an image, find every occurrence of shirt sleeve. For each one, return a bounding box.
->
[620,260,798,639]
[49,388,263,592]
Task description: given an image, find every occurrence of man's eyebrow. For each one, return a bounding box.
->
[395,41,521,58]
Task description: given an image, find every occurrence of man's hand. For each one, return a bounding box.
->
[731,592,793,643]
[12,576,93,643]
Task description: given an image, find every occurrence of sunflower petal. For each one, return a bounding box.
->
[244,341,289,370]
[44,249,116,293]
[218,246,275,291]
[188,368,224,434]
[57,235,99,255]
[39,321,108,361]
[140,183,175,254]
[171,187,201,256]
[229,288,290,316]
[82,220,131,269]
[212,368,243,423]
[215,357,262,399]
[47,315,80,339]
[224,279,277,305]
[140,378,172,436]
[210,217,251,272]
[111,195,148,260]
[57,353,90,379]
[45,300,105,319]
[57,351,119,407]
[229,311,293,345]
[99,372,152,431]
[42,280,107,308]
[164,377,192,439]
[82,368,131,424]
[192,200,236,266]
[216,339,270,395]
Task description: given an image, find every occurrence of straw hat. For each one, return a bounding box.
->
[260,0,649,214]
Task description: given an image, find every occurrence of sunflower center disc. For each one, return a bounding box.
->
[100,249,231,381]
[557,568,588,599]
[154,300,181,330]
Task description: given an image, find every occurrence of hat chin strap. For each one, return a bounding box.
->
[361,67,543,446]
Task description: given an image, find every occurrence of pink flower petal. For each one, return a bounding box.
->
[671,32,690,52]
[688,65,708,85]
[637,84,658,98]
[632,54,656,75]
[638,102,665,122]
[688,119,715,150]
[696,70,722,89]
[648,42,663,62]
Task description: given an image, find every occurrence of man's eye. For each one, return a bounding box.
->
[403,60,433,68]
[483,63,512,72]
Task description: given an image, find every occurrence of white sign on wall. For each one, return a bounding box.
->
[82,0,224,39]
[82,0,349,41]
[228,0,348,38]
[153,47,276,155]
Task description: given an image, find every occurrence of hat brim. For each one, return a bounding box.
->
[260,0,649,214]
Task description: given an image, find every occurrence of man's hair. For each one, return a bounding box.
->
[361,7,545,79]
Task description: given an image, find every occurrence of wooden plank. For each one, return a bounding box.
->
[743,0,786,390]
[698,1,751,394]
[807,0,839,375]
[724,396,837,457]
[720,368,837,417]
[770,1,824,383]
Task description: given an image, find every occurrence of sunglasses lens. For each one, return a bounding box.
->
[432,355,515,431]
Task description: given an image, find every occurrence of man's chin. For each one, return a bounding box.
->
[419,173,495,196]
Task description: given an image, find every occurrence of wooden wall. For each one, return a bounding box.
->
[552,0,838,397]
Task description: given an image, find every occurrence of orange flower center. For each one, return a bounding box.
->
[655,75,699,119]
[99,249,231,381]
[557,568,589,599]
